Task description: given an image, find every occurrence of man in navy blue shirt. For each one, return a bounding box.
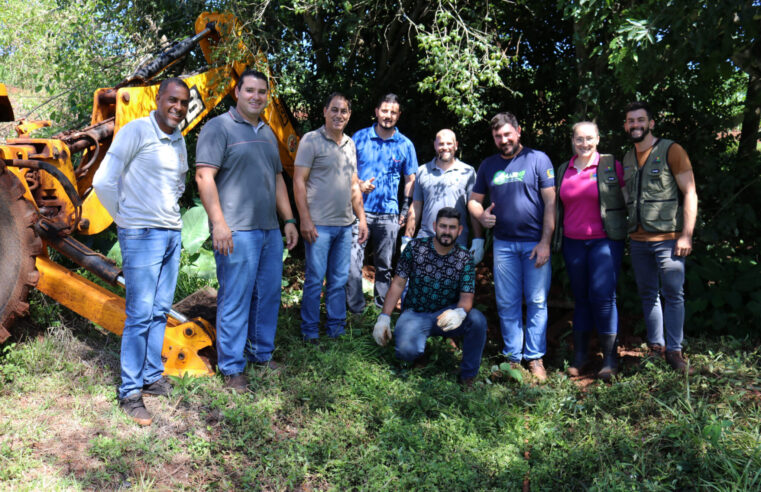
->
[347,94,418,312]
[468,112,556,381]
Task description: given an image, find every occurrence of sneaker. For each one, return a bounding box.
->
[527,359,547,382]
[119,393,152,426]
[666,350,695,375]
[142,376,173,397]
[224,373,249,393]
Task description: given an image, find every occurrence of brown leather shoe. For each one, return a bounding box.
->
[459,376,475,390]
[666,350,695,374]
[527,359,547,381]
[647,344,666,359]
[119,393,152,426]
[224,373,249,393]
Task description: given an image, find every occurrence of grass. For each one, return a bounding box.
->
[1,290,760,490]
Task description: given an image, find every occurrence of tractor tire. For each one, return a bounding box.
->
[0,163,42,342]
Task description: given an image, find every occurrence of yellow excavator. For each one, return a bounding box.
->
[0,12,300,377]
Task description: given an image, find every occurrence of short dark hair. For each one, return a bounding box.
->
[624,101,653,120]
[324,92,351,110]
[157,77,189,97]
[376,93,401,110]
[490,112,520,131]
[236,69,269,90]
[436,206,461,224]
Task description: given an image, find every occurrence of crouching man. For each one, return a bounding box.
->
[372,207,487,387]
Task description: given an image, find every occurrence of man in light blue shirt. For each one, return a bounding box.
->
[347,93,418,312]
[93,78,190,425]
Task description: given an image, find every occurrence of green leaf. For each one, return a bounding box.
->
[181,205,210,255]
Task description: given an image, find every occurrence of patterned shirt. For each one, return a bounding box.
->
[396,236,475,312]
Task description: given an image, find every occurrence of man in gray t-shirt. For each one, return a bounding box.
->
[293,92,368,342]
[196,70,298,392]
[403,130,483,259]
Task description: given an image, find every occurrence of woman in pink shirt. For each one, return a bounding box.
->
[553,122,627,381]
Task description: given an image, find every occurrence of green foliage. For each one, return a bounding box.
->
[179,203,216,280]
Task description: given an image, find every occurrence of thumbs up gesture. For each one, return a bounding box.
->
[479,203,497,229]
[360,177,376,193]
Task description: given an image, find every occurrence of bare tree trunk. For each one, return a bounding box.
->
[738,71,761,158]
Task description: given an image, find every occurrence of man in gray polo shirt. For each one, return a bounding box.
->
[93,78,190,426]
[195,69,298,393]
[294,92,368,343]
[403,129,484,262]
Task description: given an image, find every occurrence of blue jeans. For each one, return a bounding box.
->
[562,237,624,334]
[630,239,685,351]
[118,227,181,399]
[347,214,399,312]
[215,229,283,375]
[493,239,551,361]
[395,306,487,379]
[301,225,352,339]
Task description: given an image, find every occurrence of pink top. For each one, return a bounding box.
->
[559,153,625,240]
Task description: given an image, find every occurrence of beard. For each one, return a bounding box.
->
[628,125,651,143]
[435,233,455,246]
[499,141,520,158]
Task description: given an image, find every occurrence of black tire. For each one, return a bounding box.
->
[0,162,42,342]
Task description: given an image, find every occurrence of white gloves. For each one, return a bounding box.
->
[469,238,485,265]
[400,236,412,252]
[373,314,392,346]
[436,308,467,332]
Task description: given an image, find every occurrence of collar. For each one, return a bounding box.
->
[569,152,600,172]
[370,124,399,142]
[429,158,463,173]
[148,111,183,142]
[318,125,351,146]
[228,106,265,131]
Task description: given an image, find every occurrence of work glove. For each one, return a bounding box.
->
[400,236,412,252]
[373,314,393,346]
[469,238,485,265]
[436,308,467,332]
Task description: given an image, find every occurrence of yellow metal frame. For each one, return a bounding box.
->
[35,256,215,377]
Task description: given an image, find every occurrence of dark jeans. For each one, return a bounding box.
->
[562,237,624,334]
[346,213,399,312]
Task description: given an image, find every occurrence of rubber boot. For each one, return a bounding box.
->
[597,333,618,382]
[567,330,589,377]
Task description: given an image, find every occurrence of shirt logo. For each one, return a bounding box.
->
[492,170,525,185]
[590,172,597,181]
[546,168,555,178]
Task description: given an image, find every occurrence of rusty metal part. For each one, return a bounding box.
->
[56,117,114,156]
[35,219,122,285]
[10,158,82,233]
[0,160,42,342]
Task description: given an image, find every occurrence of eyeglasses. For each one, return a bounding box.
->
[573,136,596,144]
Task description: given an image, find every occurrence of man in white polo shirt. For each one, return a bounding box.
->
[93,78,190,426]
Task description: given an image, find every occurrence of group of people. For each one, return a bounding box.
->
[92,70,697,426]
